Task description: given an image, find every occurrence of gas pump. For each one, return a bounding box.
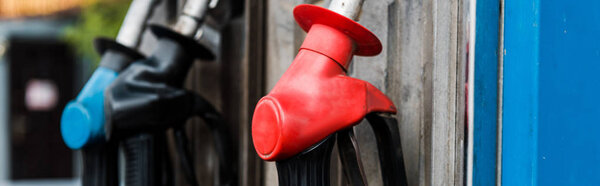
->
[103,0,240,185]
[251,0,408,185]
[60,0,158,186]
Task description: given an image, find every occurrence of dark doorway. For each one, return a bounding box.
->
[7,37,75,179]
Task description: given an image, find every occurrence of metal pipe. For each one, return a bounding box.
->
[173,0,211,37]
[116,0,159,49]
[328,0,365,21]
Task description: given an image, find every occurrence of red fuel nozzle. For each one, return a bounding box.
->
[252,4,396,161]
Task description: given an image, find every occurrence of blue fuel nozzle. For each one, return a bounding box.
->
[61,67,119,149]
[61,39,143,149]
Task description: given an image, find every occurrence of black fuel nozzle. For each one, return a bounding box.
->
[103,27,215,186]
[104,0,238,185]
[104,33,213,139]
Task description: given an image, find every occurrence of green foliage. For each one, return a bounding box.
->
[63,0,132,64]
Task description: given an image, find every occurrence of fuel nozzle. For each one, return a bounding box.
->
[59,1,158,186]
[251,1,407,185]
[252,2,394,161]
[103,0,237,185]
[60,0,156,150]
[103,0,216,139]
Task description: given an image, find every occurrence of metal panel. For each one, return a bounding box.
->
[502,0,540,185]
[538,0,600,185]
[473,0,500,185]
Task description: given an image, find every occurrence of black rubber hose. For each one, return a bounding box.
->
[336,129,367,186]
[173,126,200,186]
[275,135,336,186]
[365,113,408,186]
[81,141,119,186]
[192,95,237,186]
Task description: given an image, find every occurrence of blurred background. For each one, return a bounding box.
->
[0,0,263,185]
[0,0,130,185]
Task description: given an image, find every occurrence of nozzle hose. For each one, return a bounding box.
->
[275,135,335,186]
[365,113,408,186]
[191,94,238,186]
[81,142,119,186]
[173,127,199,186]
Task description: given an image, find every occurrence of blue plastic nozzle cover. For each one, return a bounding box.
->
[61,67,118,149]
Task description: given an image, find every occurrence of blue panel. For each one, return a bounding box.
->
[538,0,600,185]
[473,0,499,185]
[502,0,540,185]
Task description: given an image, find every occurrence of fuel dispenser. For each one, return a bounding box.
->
[251,1,408,185]
[60,0,158,185]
